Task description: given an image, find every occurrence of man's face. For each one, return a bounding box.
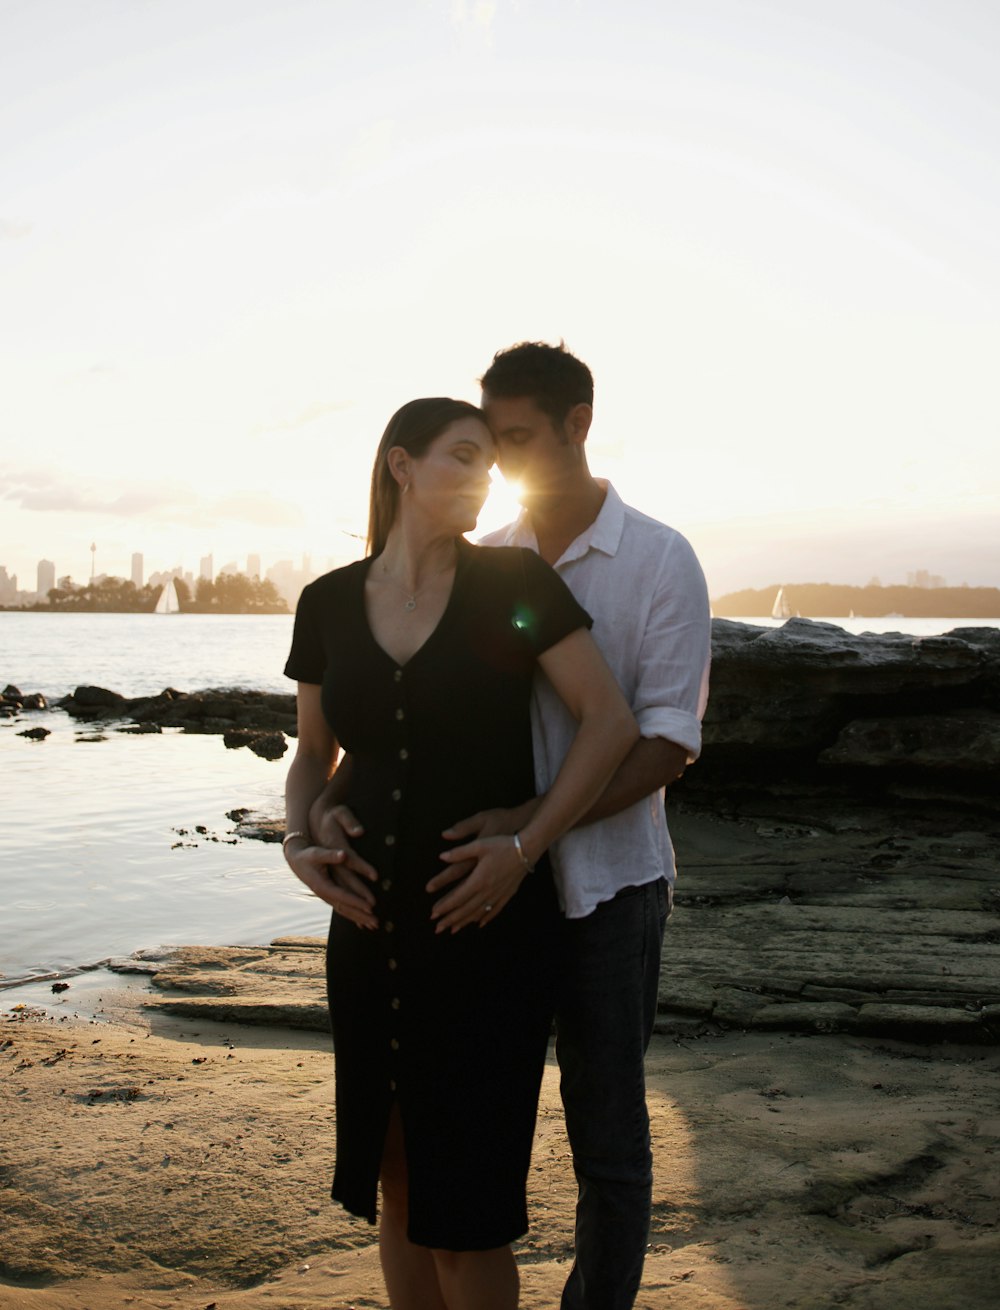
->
[480,393,573,496]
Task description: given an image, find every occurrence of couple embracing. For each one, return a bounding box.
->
[282,341,711,1309]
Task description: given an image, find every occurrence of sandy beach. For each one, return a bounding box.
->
[4,619,1000,1306]
[4,999,999,1310]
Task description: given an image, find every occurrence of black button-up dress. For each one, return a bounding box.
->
[284,540,591,1250]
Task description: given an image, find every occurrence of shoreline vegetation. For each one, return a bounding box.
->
[712,581,1000,618]
[5,580,999,619]
[4,571,288,614]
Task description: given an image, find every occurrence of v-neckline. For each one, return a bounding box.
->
[360,540,469,671]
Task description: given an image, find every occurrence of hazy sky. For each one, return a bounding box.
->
[2,0,998,597]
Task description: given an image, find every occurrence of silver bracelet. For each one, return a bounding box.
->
[282,830,310,851]
[512,832,535,872]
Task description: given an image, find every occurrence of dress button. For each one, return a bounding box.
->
[393,670,402,683]
[399,748,408,761]
[395,708,405,721]
[391,789,401,802]
[390,1038,400,1051]
[385,834,396,847]
[385,921,394,934]
[381,878,392,892]
[391,997,400,1010]
[388,958,398,970]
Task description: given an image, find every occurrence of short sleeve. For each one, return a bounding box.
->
[283,582,325,683]
[513,548,592,656]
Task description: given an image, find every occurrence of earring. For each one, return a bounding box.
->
[402,482,410,494]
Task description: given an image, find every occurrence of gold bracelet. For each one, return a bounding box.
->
[513,832,535,872]
[282,830,310,851]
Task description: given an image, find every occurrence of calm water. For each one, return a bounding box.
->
[1,611,295,700]
[0,613,323,997]
[1,611,996,999]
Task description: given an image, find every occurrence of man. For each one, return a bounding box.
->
[304,342,711,1309]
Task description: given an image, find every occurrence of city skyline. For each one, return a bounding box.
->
[0,534,985,608]
[3,2,998,598]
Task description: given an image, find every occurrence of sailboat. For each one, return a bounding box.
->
[771,586,792,620]
[154,578,180,615]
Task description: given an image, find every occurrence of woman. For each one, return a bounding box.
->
[282,397,637,1310]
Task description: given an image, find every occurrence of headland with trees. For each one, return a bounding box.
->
[712,582,1000,619]
[16,572,288,614]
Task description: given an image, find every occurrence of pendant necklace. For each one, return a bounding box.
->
[382,550,456,612]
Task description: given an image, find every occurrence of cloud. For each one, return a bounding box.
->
[0,218,33,240]
[251,400,352,435]
[3,470,302,530]
[209,491,302,528]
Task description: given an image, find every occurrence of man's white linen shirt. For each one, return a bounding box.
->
[481,481,711,919]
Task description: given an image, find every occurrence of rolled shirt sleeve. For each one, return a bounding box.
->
[630,531,711,761]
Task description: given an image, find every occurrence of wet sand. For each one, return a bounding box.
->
[4,989,999,1309]
[4,801,999,1309]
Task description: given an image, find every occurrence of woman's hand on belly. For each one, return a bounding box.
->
[427,799,541,933]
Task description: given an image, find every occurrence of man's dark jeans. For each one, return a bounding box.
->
[557,877,670,1310]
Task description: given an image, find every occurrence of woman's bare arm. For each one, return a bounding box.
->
[283,683,378,928]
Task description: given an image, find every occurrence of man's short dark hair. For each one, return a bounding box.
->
[480,341,594,427]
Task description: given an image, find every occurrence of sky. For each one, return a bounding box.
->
[2,0,998,598]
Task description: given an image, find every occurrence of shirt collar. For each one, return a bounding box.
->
[501,479,626,565]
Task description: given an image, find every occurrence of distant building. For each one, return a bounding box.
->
[37,559,55,598]
[267,557,318,609]
[907,570,946,589]
[131,552,143,588]
[0,566,18,604]
[246,553,261,580]
[199,553,214,582]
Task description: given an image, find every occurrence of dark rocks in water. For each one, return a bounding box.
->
[248,732,286,760]
[1,686,46,713]
[70,685,127,708]
[226,809,283,841]
[17,726,50,740]
[223,727,287,760]
[47,619,1000,792]
[115,722,162,734]
[58,686,297,755]
[223,728,260,749]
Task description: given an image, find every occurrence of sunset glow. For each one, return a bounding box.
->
[2,1,997,599]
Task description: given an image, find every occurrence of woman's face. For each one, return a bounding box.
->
[401,417,494,534]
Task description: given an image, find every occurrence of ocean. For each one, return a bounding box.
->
[2,611,997,1006]
[1,613,315,1002]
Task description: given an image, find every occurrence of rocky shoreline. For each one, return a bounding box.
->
[3,619,1000,1306]
[76,795,991,1047]
[4,619,999,1042]
[6,616,999,791]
